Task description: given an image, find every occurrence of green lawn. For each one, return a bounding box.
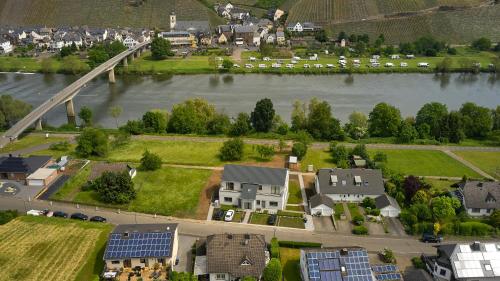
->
[278,216,305,229]
[425,178,459,196]
[0,135,66,153]
[280,247,301,281]
[334,203,345,220]
[369,149,481,178]
[250,213,271,225]
[287,179,303,204]
[107,139,262,166]
[50,162,92,201]
[347,203,362,218]
[286,205,305,212]
[300,148,334,172]
[453,151,500,180]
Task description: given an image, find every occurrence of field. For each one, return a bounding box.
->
[0,216,111,281]
[62,166,212,218]
[300,148,334,172]
[0,0,222,28]
[0,134,66,153]
[453,151,500,180]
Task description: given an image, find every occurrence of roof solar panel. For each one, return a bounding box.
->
[104,231,173,259]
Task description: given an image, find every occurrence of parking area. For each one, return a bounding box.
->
[313,216,335,232]
[0,180,45,199]
[173,235,198,272]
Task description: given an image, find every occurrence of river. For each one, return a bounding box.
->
[0,72,499,128]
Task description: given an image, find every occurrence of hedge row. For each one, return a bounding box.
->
[277,210,304,218]
[270,237,280,258]
[278,241,322,248]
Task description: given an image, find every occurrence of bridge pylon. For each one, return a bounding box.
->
[108,68,116,83]
[65,99,76,125]
[35,118,43,131]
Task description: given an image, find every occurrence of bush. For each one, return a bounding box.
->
[0,210,18,225]
[458,222,494,236]
[75,127,109,157]
[291,142,307,160]
[352,214,365,225]
[278,241,321,248]
[270,237,280,258]
[412,256,425,269]
[92,171,136,204]
[140,150,162,171]
[381,248,396,263]
[49,141,71,151]
[352,225,369,235]
[361,197,376,209]
[219,138,244,161]
[366,208,381,216]
[263,258,281,281]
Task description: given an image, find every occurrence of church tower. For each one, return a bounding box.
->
[170,12,177,30]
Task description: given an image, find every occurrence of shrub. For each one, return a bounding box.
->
[49,141,70,151]
[92,171,136,204]
[361,197,376,209]
[263,258,281,281]
[366,208,380,216]
[352,214,365,225]
[140,150,162,171]
[412,257,425,269]
[352,225,369,235]
[458,222,494,236]
[75,127,109,157]
[291,142,308,160]
[278,241,322,248]
[219,138,244,161]
[0,210,18,225]
[270,237,280,258]
[381,248,396,263]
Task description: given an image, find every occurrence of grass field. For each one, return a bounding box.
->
[368,149,481,178]
[0,0,219,29]
[287,178,303,204]
[280,247,301,281]
[0,134,66,153]
[300,148,334,172]
[453,151,500,180]
[250,213,271,225]
[0,216,111,281]
[278,216,305,228]
[69,166,212,218]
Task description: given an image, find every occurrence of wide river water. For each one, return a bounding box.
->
[0,72,499,127]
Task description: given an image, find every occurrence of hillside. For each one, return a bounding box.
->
[0,0,222,29]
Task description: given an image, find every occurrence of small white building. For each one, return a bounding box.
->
[0,38,13,54]
[287,22,303,32]
[375,194,401,217]
[26,168,58,186]
[123,35,140,49]
[309,194,334,216]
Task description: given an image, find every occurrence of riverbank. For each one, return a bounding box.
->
[1,50,498,75]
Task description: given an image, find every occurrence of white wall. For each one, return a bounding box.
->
[326,194,378,203]
[467,208,493,217]
[209,273,231,281]
[311,205,333,216]
[380,206,400,217]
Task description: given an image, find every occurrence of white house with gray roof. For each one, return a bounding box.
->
[315,168,385,202]
[459,181,499,217]
[219,164,289,211]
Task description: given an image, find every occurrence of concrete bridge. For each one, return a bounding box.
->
[0,41,150,148]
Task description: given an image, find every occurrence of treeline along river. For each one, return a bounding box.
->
[0,72,499,128]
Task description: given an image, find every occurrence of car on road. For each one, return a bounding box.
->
[43,210,54,217]
[421,233,443,243]
[213,209,224,221]
[53,211,68,218]
[27,209,43,216]
[90,216,107,223]
[267,214,277,225]
[224,210,235,222]
[70,213,88,221]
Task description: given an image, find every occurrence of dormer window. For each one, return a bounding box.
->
[227,182,234,190]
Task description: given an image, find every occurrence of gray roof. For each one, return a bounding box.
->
[310,194,334,208]
[206,234,267,278]
[222,164,288,186]
[241,183,258,200]
[0,155,51,174]
[316,168,385,196]
[375,194,400,210]
[173,21,210,34]
[234,25,257,34]
[461,181,500,210]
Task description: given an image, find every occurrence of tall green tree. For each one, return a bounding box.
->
[229,113,252,136]
[291,100,307,131]
[471,37,492,51]
[431,196,461,221]
[168,99,216,134]
[109,106,123,128]
[368,103,402,137]
[306,98,344,140]
[459,102,493,138]
[251,98,275,132]
[143,110,167,133]
[76,127,109,157]
[0,95,32,129]
[151,36,173,60]
[93,171,135,204]
[78,106,93,127]
[445,111,465,143]
[397,120,418,144]
[416,102,448,140]
[220,138,244,161]
[263,258,282,281]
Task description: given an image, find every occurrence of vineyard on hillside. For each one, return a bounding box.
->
[0,217,110,281]
[0,0,215,29]
[329,5,500,44]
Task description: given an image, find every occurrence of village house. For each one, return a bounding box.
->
[459,181,499,217]
[273,9,285,22]
[160,31,197,47]
[217,25,233,44]
[123,34,141,49]
[219,164,289,211]
[315,168,385,202]
[103,224,179,271]
[230,7,250,21]
[0,155,52,184]
[0,37,13,53]
[194,233,269,281]
[265,33,275,44]
[423,242,500,280]
[276,30,286,45]
[287,22,321,32]
[234,25,257,45]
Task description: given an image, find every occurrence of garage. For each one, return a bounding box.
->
[310,194,334,216]
[375,194,401,218]
[27,168,58,186]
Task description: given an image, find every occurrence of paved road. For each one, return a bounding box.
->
[0,196,436,256]
[0,41,149,148]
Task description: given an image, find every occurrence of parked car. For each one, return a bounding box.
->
[421,233,443,243]
[213,209,224,221]
[263,57,271,61]
[90,216,107,222]
[27,209,43,216]
[267,214,277,225]
[70,213,88,221]
[53,211,68,218]
[224,210,235,222]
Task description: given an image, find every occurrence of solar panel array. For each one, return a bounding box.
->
[306,250,373,281]
[371,265,398,273]
[104,232,172,259]
[375,273,402,281]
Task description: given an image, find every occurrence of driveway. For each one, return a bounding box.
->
[313,216,335,232]
[173,235,198,272]
[0,180,45,200]
[385,217,407,237]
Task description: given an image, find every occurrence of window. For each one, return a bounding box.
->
[111,260,120,264]
[487,209,492,213]
[472,208,481,213]
[216,274,225,280]
[140,258,146,263]
[270,201,278,207]
[439,269,446,276]
[157,258,165,264]
[256,200,260,205]
[227,182,234,190]
[258,185,263,191]
[271,186,280,195]
[224,197,232,203]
